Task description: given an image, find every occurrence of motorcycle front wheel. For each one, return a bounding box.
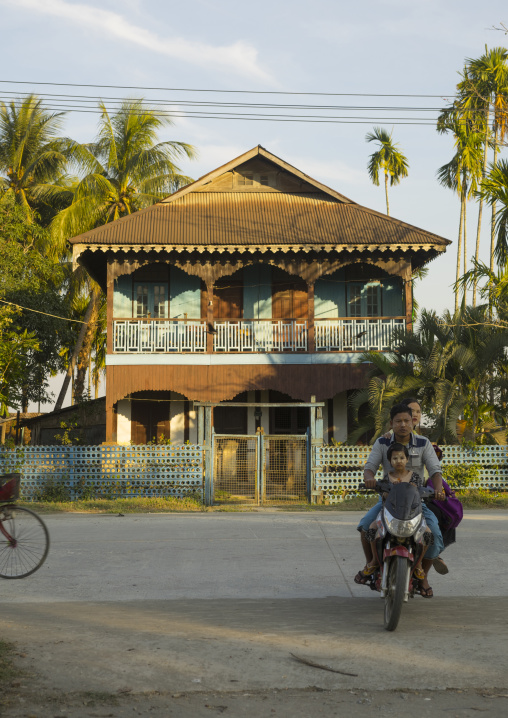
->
[384,556,409,631]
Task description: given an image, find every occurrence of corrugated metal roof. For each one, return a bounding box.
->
[69,192,449,248]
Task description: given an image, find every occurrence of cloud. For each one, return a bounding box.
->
[7,0,274,84]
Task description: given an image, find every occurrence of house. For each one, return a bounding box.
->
[69,146,450,446]
[21,399,106,446]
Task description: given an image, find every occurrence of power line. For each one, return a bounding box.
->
[0,79,456,98]
[0,298,86,324]
[0,90,448,111]
[0,102,440,125]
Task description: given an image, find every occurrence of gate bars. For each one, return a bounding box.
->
[196,400,324,506]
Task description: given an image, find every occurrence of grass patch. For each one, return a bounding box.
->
[0,640,15,683]
[18,495,208,514]
[457,490,508,509]
[15,491,508,513]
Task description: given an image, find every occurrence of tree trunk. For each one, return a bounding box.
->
[384,172,390,216]
[473,107,490,307]
[463,190,467,305]
[54,287,101,411]
[74,291,101,403]
[490,125,499,274]
[455,199,464,313]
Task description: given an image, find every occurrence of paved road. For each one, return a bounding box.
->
[1,510,507,716]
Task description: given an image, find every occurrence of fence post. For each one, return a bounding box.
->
[197,406,204,446]
[310,395,324,504]
[204,405,213,505]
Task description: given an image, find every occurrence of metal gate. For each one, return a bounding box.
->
[212,433,309,505]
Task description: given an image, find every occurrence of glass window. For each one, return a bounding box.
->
[136,285,148,317]
[348,285,362,317]
[366,285,379,316]
[237,173,254,186]
[134,283,168,318]
[153,285,166,318]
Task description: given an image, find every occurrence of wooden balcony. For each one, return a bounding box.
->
[113,319,207,353]
[315,317,405,351]
[112,317,405,354]
[214,320,307,352]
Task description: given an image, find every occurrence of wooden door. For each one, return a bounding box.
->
[272,273,307,319]
[131,401,170,444]
[213,278,243,319]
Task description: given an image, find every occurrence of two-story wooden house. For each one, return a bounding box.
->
[69,146,449,446]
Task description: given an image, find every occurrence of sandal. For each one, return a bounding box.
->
[413,566,425,581]
[354,565,378,585]
[419,585,434,598]
[433,557,449,575]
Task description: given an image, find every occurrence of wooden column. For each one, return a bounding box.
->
[403,263,413,332]
[206,282,214,354]
[307,281,315,353]
[106,261,114,355]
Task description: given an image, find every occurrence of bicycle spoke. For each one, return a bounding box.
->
[0,506,50,579]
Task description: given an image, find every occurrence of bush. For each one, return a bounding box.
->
[33,476,71,502]
[442,462,482,490]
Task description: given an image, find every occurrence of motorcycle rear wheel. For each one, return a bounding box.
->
[384,556,409,631]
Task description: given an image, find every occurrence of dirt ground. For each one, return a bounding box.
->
[1,512,507,717]
[3,682,508,717]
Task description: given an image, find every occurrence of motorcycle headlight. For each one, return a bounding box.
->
[383,508,422,538]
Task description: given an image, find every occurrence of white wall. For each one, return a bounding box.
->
[333,392,348,443]
[117,399,132,444]
[169,391,186,444]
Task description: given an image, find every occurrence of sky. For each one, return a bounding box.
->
[1,0,507,408]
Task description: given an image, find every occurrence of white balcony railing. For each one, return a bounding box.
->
[113,319,207,353]
[213,320,307,352]
[112,317,404,353]
[315,317,405,352]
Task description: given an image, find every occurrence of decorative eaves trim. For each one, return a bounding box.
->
[72,242,446,263]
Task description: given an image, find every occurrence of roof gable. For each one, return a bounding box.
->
[163,146,353,203]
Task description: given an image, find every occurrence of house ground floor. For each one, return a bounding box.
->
[107,357,369,445]
[115,389,351,445]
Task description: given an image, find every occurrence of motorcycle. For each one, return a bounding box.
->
[365,479,435,631]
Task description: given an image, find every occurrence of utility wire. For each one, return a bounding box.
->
[0,79,456,98]
[0,298,87,324]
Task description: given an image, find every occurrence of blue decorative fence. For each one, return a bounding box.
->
[0,445,204,501]
[315,444,508,504]
[1,443,508,505]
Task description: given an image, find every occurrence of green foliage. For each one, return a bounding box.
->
[51,99,195,242]
[347,304,508,445]
[54,418,84,445]
[0,195,72,412]
[441,462,482,489]
[0,93,78,225]
[33,476,71,502]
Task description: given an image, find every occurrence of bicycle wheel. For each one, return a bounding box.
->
[0,505,50,579]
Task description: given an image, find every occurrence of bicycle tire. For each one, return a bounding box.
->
[0,505,50,579]
[384,556,408,631]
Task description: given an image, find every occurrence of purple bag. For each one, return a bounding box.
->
[427,477,464,530]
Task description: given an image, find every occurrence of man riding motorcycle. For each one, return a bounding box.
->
[354,403,446,598]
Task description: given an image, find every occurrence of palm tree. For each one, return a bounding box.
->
[52,99,195,240]
[348,306,508,444]
[460,48,508,276]
[365,127,409,215]
[52,99,196,407]
[0,94,76,223]
[436,110,483,310]
[478,159,508,266]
